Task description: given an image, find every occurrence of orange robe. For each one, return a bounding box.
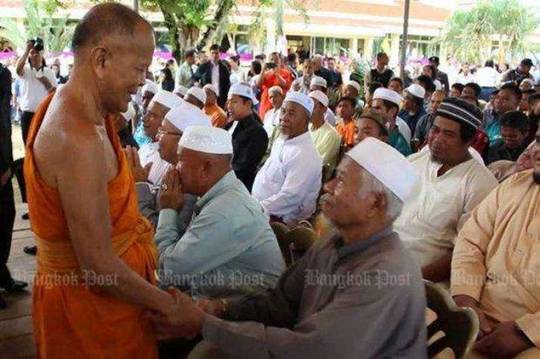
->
[336,120,356,147]
[258,68,293,119]
[204,103,228,128]
[24,94,158,358]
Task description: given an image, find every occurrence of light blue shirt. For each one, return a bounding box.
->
[155,171,285,298]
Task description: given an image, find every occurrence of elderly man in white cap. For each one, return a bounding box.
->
[291,58,314,94]
[262,86,285,159]
[398,83,427,134]
[342,80,364,109]
[394,97,498,283]
[225,82,268,190]
[371,87,412,156]
[127,102,211,227]
[155,126,285,297]
[309,90,340,180]
[252,91,322,225]
[309,76,337,126]
[184,86,207,110]
[203,84,227,128]
[133,80,160,146]
[173,84,189,99]
[148,138,427,359]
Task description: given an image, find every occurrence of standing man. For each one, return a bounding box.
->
[364,52,393,95]
[24,4,180,357]
[475,60,500,101]
[428,56,449,95]
[0,61,27,310]
[193,44,231,108]
[312,54,333,88]
[175,49,196,88]
[225,83,268,191]
[500,58,535,87]
[16,38,57,144]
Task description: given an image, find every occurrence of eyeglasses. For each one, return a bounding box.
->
[157,128,182,137]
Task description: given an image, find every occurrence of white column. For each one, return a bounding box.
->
[364,37,374,62]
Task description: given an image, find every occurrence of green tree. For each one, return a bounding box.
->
[0,0,75,54]
[440,0,536,64]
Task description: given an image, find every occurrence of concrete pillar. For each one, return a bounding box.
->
[350,38,358,57]
[364,37,374,62]
[390,33,400,67]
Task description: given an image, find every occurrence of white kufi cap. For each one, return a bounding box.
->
[346,137,418,202]
[373,88,403,106]
[346,80,361,92]
[164,103,211,133]
[228,82,258,105]
[309,90,329,108]
[310,76,327,89]
[185,86,207,104]
[406,83,426,99]
[152,90,183,110]
[284,91,314,116]
[179,126,233,154]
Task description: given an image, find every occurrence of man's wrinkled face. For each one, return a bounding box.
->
[429,116,470,165]
[157,119,182,164]
[279,101,309,138]
[96,25,155,114]
[143,101,169,140]
[175,146,203,195]
[321,158,373,227]
[269,92,284,110]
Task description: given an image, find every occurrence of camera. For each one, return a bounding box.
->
[29,37,44,52]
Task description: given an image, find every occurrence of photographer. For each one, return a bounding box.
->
[15,38,57,144]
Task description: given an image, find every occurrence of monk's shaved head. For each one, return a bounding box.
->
[72,3,152,54]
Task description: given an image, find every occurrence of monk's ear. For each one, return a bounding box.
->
[89,46,110,79]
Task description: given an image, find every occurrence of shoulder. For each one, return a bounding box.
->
[407,149,429,164]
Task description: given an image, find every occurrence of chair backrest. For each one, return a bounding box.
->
[270,222,292,265]
[287,227,318,263]
[425,281,479,359]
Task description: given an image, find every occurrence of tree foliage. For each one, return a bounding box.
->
[0,0,75,54]
[440,0,536,64]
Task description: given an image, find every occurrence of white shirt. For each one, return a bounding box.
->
[395,116,412,144]
[475,66,500,87]
[394,150,498,267]
[138,142,172,186]
[211,61,220,94]
[230,68,246,85]
[252,132,322,225]
[324,108,337,126]
[455,73,476,85]
[18,65,57,112]
[263,108,281,137]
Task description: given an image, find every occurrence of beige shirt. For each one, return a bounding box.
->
[394,150,498,267]
[451,170,540,347]
[309,122,341,178]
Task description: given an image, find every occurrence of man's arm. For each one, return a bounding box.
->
[54,133,175,314]
[136,182,159,227]
[16,41,33,77]
[233,127,268,184]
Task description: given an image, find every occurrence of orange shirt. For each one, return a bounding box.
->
[25,94,157,358]
[204,103,228,128]
[259,68,293,119]
[336,119,356,147]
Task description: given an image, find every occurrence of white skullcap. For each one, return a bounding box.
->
[284,91,315,116]
[174,85,189,97]
[203,84,219,96]
[373,88,403,106]
[121,102,136,122]
[406,84,426,99]
[228,82,259,105]
[142,80,158,95]
[164,102,211,133]
[152,90,183,110]
[434,80,443,91]
[309,90,329,108]
[185,86,207,104]
[310,76,327,89]
[179,126,233,154]
[346,137,418,202]
[346,80,361,93]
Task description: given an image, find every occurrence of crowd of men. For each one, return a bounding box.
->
[0,3,538,359]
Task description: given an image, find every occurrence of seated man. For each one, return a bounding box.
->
[309,90,341,179]
[225,83,268,191]
[399,83,427,134]
[138,89,184,186]
[461,82,487,110]
[309,76,337,126]
[450,83,464,98]
[150,138,428,359]
[203,84,227,128]
[450,122,540,358]
[252,91,322,225]
[155,126,285,297]
[354,109,388,145]
[184,86,206,110]
[335,96,357,151]
[487,111,530,164]
[413,90,446,150]
[262,86,284,160]
[371,88,412,156]
[394,97,498,283]
[484,83,522,145]
[342,80,364,109]
[130,102,211,227]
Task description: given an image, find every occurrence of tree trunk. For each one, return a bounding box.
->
[160,5,181,62]
[196,0,234,51]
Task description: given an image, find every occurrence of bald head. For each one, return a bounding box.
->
[72,3,152,54]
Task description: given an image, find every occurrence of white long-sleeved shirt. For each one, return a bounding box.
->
[138,142,172,186]
[395,116,412,144]
[252,132,322,225]
[475,66,500,87]
[394,150,498,267]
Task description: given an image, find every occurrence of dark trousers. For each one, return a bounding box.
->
[20,111,35,145]
[0,180,15,284]
[13,158,26,203]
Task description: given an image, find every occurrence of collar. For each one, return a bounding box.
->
[194,171,236,215]
[282,130,311,145]
[335,226,394,259]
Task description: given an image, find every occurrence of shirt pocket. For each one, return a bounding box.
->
[417,186,462,233]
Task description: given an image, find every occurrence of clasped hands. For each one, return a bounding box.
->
[145,288,227,341]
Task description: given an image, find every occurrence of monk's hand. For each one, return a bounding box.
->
[196,298,228,318]
[124,145,151,183]
[158,169,184,211]
[453,295,493,338]
[474,321,533,358]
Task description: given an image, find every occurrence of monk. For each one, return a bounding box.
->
[24,4,177,358]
